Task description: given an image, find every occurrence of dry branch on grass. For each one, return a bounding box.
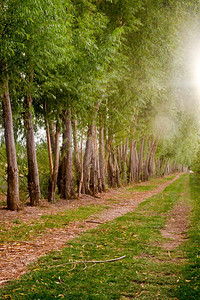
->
[48,255,126,269]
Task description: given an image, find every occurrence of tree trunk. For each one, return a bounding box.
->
[72,118,81,192]
[114,152,121,187]
[148,140,157,177]
[46,119,53,176]
[49,121,56,155]
[1,74,21,210]
[82,103,99,195]
[99,115,106,192]
[90,126,99,195]
[24,95,41,206]
[107,152,116,188]
[48,122,60,203]
[78,131,84,197]
[129,139,138,183]
[64,108,75,199]
[82,123,95,194]
[138,137,144,181]
[143,137,156,182]
[121,139,128,185]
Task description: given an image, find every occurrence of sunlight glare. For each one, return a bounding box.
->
[189,44,200,96]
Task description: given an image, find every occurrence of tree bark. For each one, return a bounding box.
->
[82,103,99,195]
[46,119,53,176]
[138,137,144,181]
[143,137,156,182]
[99,115,106,192]
[48,122,60,203]
[107,152,116,188]
[129,139,138,183]
[90,126,99,195]
[24,95,41,206]
[1,73,21,210]
[72,118,81,192]
[121,139,129,185]
[82,123,95,194]
[64,109,75,199]
[49,121,56,155]
[78,131,84,197]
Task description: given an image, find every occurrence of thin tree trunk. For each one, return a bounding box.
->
[59,122,67,198]
[82,123,95,194]
[114,152,121,187]
[49,121,56,155]
[64,108,75,199]
[78,131,84,197]
[99,115,106,192]
[1,72,21,210]
[143,137,156,182]
[72,118,81,192]
[107,152,115,188]
[121,139,128,184]
[48,122,60,203]
[91,126,99,195]
[82,103,99,195]
[46,119,53,176]
[138,137,144,181]
[24,94,41,206]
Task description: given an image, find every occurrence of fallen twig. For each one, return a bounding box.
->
[86,220,104,224]
[48,255,126,269]
[0,279,9,285]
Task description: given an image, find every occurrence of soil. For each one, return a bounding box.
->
[0,174,190,287]
[161,201,191,250]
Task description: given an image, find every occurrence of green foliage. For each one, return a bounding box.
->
[1,0,200,200]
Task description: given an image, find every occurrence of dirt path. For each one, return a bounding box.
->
[0,174,188,287]
[161,200,191,250]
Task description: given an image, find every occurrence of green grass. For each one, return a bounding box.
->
[126,185,158,192]
[176,173,200,299]
[0,173,193,299]
[0,205,106,243]
[125,174,176,193]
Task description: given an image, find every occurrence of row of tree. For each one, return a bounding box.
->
[0,0,200,210]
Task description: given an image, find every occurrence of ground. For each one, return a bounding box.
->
[0,174,190,287]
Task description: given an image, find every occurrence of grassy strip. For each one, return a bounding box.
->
[0,173,189,299]
[0,205,107,243]
[176,173,200,299]
[125,174,176,192]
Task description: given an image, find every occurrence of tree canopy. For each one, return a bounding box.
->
[1,0,200,209]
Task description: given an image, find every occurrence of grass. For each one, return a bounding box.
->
[126,185,158,192]
[176,173,200,299]
[0,205,107,243]
[125,174,176,193]
[0,173,194,299]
